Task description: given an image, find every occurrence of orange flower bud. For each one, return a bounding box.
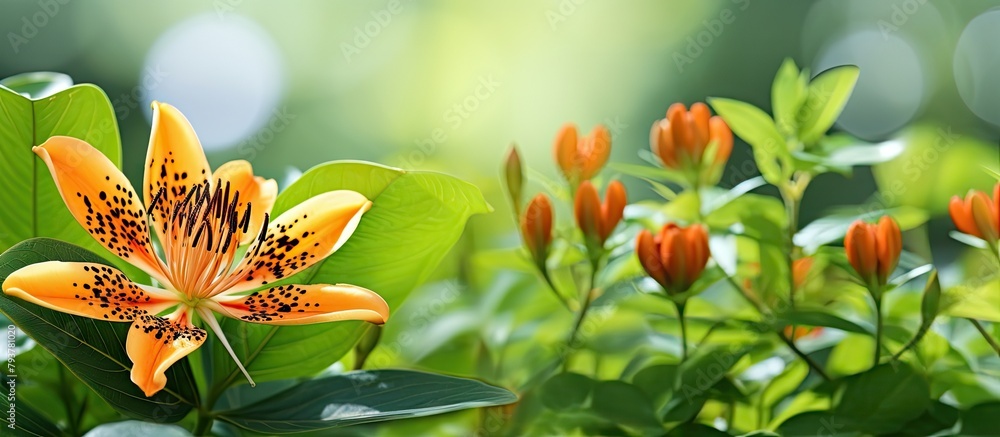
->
[792,256,814,291]
[949,183,1000,245]
[554,123,610,185]
[521,194,553,268]
[574,180,627,248]
[636,223,710,295]
[504,145,524,214]
[650,102,732,187]
[845,216,901,289]
[783,326,823,341]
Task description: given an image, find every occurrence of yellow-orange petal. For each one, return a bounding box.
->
[636,229,668,289]
[2,261,178,320]
[521,194,553,263]
[668,104,695,158]
[211,283,389,326]
[875,216,901,286]
[127,311,206,397]
[574,181,602,244]
[662,226,689,292]
[554,123,579,181]
[709,116,733,165]
[580,125,611,181]
[600,181,627,242]
[651,120,679,169]
[970,191,999,243]
[845,221,877,285]
[684,225,710,288]
[949,195,979,237]
[33,137,169,285]
[212,160,278,244]
[220,190,371,295]
[690,102,711,151]
[144,102,212,246]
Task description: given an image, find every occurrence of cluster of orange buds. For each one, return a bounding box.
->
[521,194,554,270]
[650,102,733,187]
[844,216,902,291]
[949,182,999,248]
[635,223,711,296]
[554,123,611,186]
[574,180,626,252]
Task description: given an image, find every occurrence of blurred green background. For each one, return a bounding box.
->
[1,0,998,277]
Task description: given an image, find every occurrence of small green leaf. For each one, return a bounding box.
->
[0,238,198,422]
[797,65,860,146]
[821,138,904,167]
[540,372,594,411]
[215,370,516,434]
[590,381,662,430]
[708,98,792,185]
[666,422,730,436]
[771,58,806,136]
[632,364,680,409]
[759,361,808,424]
[776,309,871,334]
[0,72,73,99]
[777,411,856,436]
[833,362,930,434]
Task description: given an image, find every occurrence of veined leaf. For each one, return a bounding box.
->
[708,98,791,186]
[0,77,145,281]
[0,238,198,422]
[797,65,860,146]
[210,161,490,390]
[216,370,516,434]
[771,58,806,137]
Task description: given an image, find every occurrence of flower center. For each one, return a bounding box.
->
[150,180,267,298]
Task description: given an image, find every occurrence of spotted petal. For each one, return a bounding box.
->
[212,160,278,243]
[1,261,178,321]
[34,137,170,285]
[218,190,372,295]
[127,310,206,397]
[209,283,389,325]
[144,102,211,246]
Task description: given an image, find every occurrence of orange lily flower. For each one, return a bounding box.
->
[949,183,1000,246]
[635,223,710,295]
[554,123,611,185]
[650,102,732,187]
[574,180,626,249]
[2,102,389,397]
[521,194,554,269]
[844,216,901,290]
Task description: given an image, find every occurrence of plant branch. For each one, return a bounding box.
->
[969,318,1000,358]
[676,301,688,362]
[873,294,883,366]
[778,333,831,382]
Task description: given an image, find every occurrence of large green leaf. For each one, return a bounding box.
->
[539,372,594,411]
[590,381,662,430]
[833,362,930,434]
[0,238,198,422]
[215,370,515,434]
[0,77,144,281]
[708,97,792,186]
[771,58,807,137]
[960,402,1000,436]
[797,65,860,146]
[210,161,490,390]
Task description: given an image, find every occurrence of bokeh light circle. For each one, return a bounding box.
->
[141,13,284,151]
[813,30,925,139]
[954,9,1000,127]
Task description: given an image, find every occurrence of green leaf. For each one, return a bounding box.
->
[708,98,791,185]
[960,402,1000,436]
[662,345,749,423]
[632,364,680,409]
[82,421,192,437]
[540,372,594,411]
[759,361,808,424]
[895,400,958,437]
[777,411,856,436]
[820,138,904,167]
[215,370,516,434]
[833,362,930,434]
[775,309,871,335]
[0,79,144,281]
[943,278,1000,323]
[0,238,198,422]
[0,374,63,436]
[771,58,806,136]
[211,161,490,388]
[590,381,662,430]
[797,65,860,146]
[666,423,730,436]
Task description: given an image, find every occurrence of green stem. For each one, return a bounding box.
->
[540,268,574,312]
[780,186,800,309]
[969,318,1000,358]
[563,259,600,371]
[778,333,831,381]
[874,295,883,367]
[193,409,214,436]
[676,301,688,362]
[891,323,931,362]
